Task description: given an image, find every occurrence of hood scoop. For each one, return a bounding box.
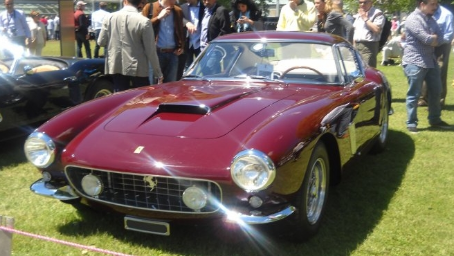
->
[156,103,211,115]
[104,84,288,139]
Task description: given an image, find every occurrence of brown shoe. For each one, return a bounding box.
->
[417,99,428,107]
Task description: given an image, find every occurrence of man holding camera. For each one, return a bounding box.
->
[0,0,31,47]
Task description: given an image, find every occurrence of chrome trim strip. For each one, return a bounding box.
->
[230,206,296,224]
[124,216,170,236]
[30,179,79,201]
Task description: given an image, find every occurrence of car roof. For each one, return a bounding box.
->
[213,31,347,45]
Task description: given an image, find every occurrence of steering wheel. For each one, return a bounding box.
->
[279,66,324,80]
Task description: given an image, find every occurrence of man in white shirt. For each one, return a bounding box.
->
[46,16,54,40]
[0,0,31,47]
[54,14,60,40]
[92,1,110,58]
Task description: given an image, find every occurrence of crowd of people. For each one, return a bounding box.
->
[1,0,452,132]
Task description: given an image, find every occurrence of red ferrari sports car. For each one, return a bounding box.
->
[24,31,391,241]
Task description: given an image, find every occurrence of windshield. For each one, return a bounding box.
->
[0,36,28,74]
[184,41,341,84]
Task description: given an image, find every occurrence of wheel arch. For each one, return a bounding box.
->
[318,133,342,185]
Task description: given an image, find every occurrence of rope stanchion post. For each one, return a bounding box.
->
[0,215,14,256]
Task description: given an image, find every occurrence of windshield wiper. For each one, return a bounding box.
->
[233,74,276,81]
[182,74,202,79]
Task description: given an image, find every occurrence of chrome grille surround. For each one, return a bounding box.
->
[65,165,222,214]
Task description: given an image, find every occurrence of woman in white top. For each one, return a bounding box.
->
[27,11,46,56]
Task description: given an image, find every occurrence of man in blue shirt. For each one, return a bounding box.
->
[145,0,185,83]
[402,0,451,133]
[0,0,31,47]
[181,0,204,71]
[418,4,453,107]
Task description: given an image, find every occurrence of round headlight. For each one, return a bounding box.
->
[182,186,208,211]
[24,132,56,168]
[231,149,276,192]
[81,174,103,197]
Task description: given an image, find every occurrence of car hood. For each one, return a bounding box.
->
[104,80,305,139]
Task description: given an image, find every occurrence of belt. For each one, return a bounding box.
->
[157,48,174,53]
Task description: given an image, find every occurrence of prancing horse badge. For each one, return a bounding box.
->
[143,176,157,191]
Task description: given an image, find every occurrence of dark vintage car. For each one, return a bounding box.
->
[24,31,392,241]
[0,40,113,141]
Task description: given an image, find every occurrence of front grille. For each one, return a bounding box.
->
[65,166,222,213]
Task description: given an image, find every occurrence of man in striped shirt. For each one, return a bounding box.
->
[402,0,451,133]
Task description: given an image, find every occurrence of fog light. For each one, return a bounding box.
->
[182,186,207,211]
[81,174,103,197]
[249,196,263,208]
[42,171,52,182]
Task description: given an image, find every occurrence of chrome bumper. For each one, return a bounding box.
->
[30,179,79,201]
[226,206,296,225]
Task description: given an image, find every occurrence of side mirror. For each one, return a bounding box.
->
[349,70,362,80]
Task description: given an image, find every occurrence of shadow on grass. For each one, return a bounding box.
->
[55,130,414,256]
[0,137,28,168]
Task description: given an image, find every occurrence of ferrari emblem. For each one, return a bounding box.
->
[143,176,158,192]
[134,146,144,154]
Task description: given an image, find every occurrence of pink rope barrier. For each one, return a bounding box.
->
[0,226,134,256]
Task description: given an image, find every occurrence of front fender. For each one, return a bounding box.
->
[36,89,145,146]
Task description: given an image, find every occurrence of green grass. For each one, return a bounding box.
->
[1,45,454,255]
[42,40,97,57]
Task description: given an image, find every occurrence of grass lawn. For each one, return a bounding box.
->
[1,41,454,256]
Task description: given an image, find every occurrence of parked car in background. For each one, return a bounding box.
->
[24,31,392,242]
[0,39,113,141]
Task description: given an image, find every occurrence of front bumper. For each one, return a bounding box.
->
[30,178,296,225]
[30,179,79,201]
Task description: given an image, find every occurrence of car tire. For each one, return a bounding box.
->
[370,95,389,154]
[284,142,330,242]
[87,79,113,100]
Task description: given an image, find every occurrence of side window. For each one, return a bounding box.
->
[337,45,361,82]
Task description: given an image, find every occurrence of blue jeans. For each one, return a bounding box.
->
[93,29,106,58]
[403,64,442,127]
[157,51,178,83]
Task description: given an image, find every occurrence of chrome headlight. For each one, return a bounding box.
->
[182,186,208,211]
[24,132,56,168]
[81,174,103,197]
[231,149,276,192]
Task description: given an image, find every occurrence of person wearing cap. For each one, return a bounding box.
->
[26,10,46,56]
[91,1,110,58]
[0,0,32,47]
[98,0,163,92]
[74,0,92,58]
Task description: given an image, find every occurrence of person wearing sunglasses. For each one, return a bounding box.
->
[352,0,385,67]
